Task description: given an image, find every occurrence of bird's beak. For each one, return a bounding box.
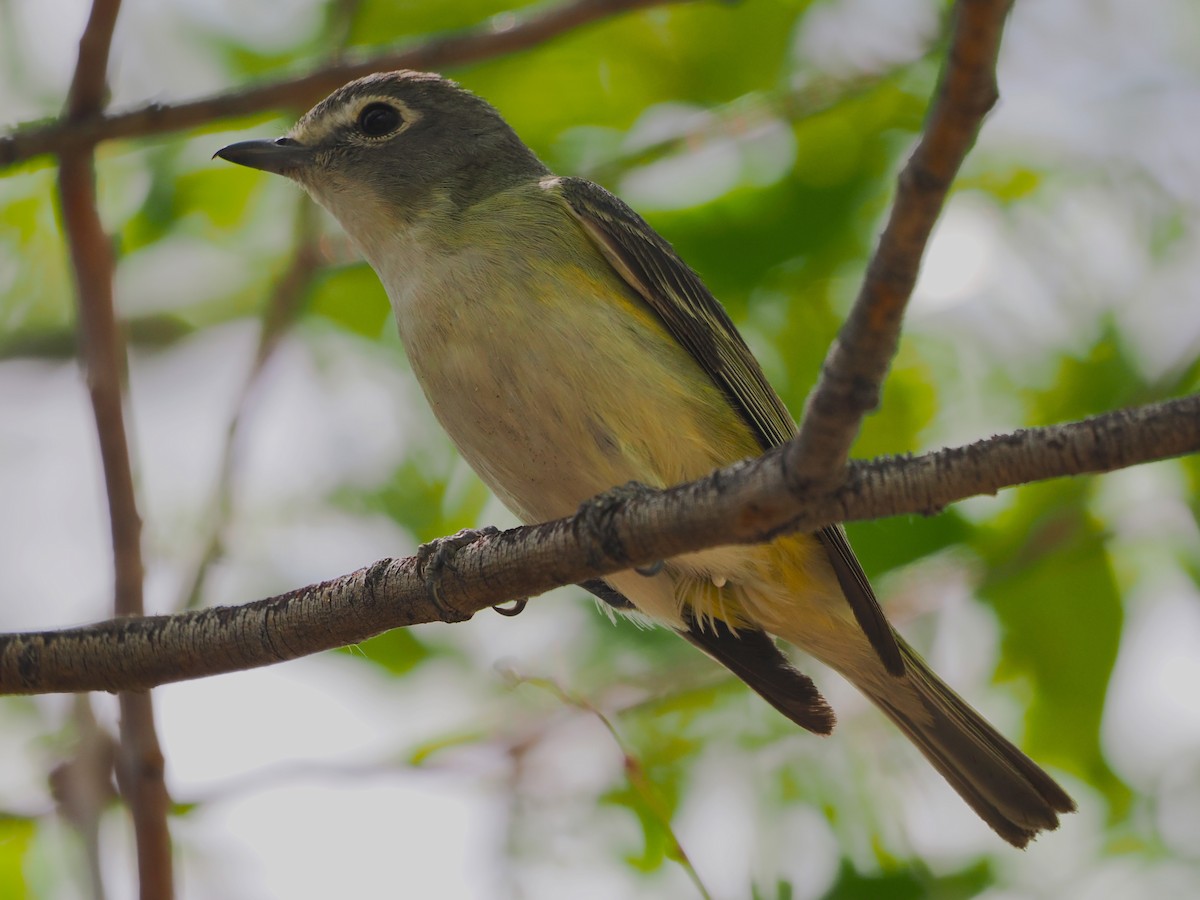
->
[214,138,313,176]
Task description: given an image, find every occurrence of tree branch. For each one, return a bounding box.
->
[4,394,1196,696]
[0,0,683,168]
[788,0,1013,484]
[57,2,173,897]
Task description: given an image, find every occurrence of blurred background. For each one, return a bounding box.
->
[2,0,1200,897]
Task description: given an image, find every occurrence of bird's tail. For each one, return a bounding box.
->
[852,636,1076,847]
[741,533,1076,846]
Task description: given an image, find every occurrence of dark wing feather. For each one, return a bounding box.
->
[555,176,904,677]
[556,177,795,446]
[817,526,903,676]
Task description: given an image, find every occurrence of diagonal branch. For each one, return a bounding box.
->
[57,1,173,897]
[788,0,1014,484]
[3,394,1197,696]
[0,0,684,168]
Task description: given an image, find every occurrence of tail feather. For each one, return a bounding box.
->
[863,639,1076,847]
[682,608,1075,846]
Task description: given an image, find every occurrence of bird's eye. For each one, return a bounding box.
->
[357,103,403,137]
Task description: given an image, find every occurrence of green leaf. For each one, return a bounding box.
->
[843,510,974,580]
[334,455,490,544]
[340,628,433,677]
[959,166,1044,204]
[852,356,937,459]
[0,817,34,900]
[1025,328,1145,426]
[175,167,260,232]
[753,881,794,900]
[602,781,673,873]
[821,859,993,900]
[307,264,392,338]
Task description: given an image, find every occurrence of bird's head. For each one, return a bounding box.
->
[216,70,548,228]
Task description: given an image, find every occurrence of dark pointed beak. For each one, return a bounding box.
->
[214,138,313,176]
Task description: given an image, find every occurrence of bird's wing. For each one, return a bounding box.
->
[554,176,904,677]
[555,177,796,446]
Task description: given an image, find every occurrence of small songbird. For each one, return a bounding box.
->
[217,70,1075,846]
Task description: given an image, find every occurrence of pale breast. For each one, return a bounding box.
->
[376,191,756,526]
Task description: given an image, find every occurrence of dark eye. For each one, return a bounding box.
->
[357,103,402,137]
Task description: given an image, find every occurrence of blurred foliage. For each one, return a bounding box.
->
[3,0,1200,897]
[977,479,1126,802]
[308,263,392,337]
[819,859,993,900]
[0,817,33,900]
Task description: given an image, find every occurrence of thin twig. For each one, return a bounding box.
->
[2,393,1196,696]
[57,1,173,897]
[0,0,684,168]
[788,0,1014,485]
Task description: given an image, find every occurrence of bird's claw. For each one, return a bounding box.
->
[491,597,528,617]
[416,526,500,622]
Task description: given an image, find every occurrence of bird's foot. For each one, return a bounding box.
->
[416,526,507,622]
[575,481,664,573]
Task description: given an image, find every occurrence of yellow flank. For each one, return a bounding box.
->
[550,261,666,337]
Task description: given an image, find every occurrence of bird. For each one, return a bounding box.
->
[216,69,1075,847]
